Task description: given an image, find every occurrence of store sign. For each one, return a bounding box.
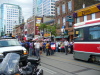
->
[68,31,74,35]
[44,33,51,37]
[36,18,42,26]
[35,18,42,35]
[66,16,73,22]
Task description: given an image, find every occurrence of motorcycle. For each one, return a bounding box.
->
[0,53,43,75]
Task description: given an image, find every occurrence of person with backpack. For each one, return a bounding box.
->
[24,40,30,52]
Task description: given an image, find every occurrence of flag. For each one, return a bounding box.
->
[51,43,56,50]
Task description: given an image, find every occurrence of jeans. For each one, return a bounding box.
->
[43,46,46,53]
[65,46,68,55]
[51,50,54,55]
[35,48,40,58]
[56,47,58,52]
[29,48,33,56]
[46,49,50,56]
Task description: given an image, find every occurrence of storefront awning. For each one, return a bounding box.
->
[54,36,62,38]
[64,35,69,38]
[54,35,69,38]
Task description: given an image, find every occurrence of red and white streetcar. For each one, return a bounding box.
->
[73,18,100,63]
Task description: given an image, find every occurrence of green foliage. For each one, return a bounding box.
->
[46,25,57,36]
[39,23,57,36]
[39,23,47,30]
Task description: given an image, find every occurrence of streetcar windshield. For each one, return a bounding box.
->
[74,28,84,40]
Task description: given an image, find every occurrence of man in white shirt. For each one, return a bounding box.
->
[56,41,60,52]
[34,41,40,58]
[64,40,69,55]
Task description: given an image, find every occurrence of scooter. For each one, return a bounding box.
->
[0,53,43,75]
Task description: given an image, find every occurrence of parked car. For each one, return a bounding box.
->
[0,37,28,66]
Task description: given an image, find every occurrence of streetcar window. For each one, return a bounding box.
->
[89,26,100,40]
[74,29,84,40]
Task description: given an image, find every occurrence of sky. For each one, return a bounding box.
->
[0,0,33,21]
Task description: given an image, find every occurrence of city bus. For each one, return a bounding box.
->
[73,18,100,63]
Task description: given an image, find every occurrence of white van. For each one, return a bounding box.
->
[0,37,28,66]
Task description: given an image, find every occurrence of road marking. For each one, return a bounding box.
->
[39,66,57,74]
[42,54,100,68]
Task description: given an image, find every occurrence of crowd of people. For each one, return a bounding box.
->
[19,39,74,59]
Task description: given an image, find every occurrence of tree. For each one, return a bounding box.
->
[39,23,47,31]
[46,25,57,36]
[39,23,47,38]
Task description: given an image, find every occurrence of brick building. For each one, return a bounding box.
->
[27,16,35,36]
[55,0,74,41]
[26,16,54,38]
[55,0,100,41]
[13,24,24,39]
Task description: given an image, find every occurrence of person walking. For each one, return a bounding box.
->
[24,40,30,52]
[60,41,65,52]
[51,41,56,55]
[42,41,46,53]
[69,41,73,54]
[29,39,34,56]
[46,41,50,56]
[40,41,43,55]
[64,40,69,55]
[34,41,40,59]
[56,41,59,52]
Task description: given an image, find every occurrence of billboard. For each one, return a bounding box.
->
[35,17,42,35]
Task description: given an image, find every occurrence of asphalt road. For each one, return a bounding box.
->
[32,52,100,75]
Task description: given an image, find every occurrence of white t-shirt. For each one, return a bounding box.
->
[64,41,69,46]
[34,42,40,49]
[56,42,59,47]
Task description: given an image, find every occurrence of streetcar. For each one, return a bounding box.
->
[73,18,100,63]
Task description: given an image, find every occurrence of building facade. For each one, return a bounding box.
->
[0,3,22,35]
[33,0,59,16]
[55,0,74,41]
[55,0,100,41]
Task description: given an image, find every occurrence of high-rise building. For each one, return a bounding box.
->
[33,0,59,17]
[0,3,22,35]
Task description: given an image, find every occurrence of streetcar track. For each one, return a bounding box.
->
[41,62,78,75]
[41,55,100,72]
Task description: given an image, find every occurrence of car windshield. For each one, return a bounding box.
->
[0,39,21,47]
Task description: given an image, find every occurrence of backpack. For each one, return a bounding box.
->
[46,43,50,49]
[25,42,29,48]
